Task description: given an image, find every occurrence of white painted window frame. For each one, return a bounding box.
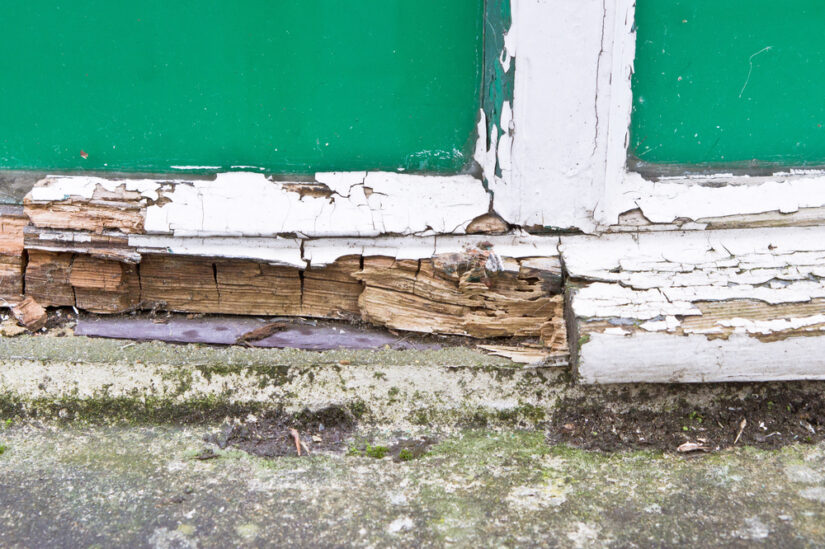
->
[503,0,825,234]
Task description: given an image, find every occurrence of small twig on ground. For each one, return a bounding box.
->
[733,418,747,446]
[289,428,303,456]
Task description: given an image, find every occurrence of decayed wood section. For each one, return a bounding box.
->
[355,252,565,349]
[562,227,825,384]
[0,206,26,304]
[19,247,566,352]
[23,178,155,234]
[25,251,76,307]
[24,251,363,319]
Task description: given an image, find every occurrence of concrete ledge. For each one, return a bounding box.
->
[0,336,565,427]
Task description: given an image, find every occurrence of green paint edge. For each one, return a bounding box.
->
[481,0,514,186]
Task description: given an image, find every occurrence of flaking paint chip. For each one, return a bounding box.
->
[80,150,89,159]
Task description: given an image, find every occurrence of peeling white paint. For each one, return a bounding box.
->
[314,171,368,197]
[717,315,825,336]
[304,233,560,267]
[601,172,825,228]
[29,176,163,202]
[562,227,825,302]
[573,283,700,320]
[143,172,490,238]
[29,172,491,239]
[565,227,825,383]
[490,0,635,232]
[128,235,306,268]
[34,230,92,243]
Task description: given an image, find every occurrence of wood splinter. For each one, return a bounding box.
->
[11,296,48,332]
[235,321,289,346]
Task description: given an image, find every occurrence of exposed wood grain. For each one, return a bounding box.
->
[25,250,140,313]
[70,255,141,313]
[355,252,567,347]
[302,256,362,318]
[139,255,302,316]
[25,251,75,307]
[24,179,151,234]
[466,213,509,234]
[0,206,26,304]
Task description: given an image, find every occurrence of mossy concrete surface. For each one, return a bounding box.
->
[0,335,561,427]
[1,424,825,547]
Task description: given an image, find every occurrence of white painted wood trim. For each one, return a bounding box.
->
[577,332,825,384]
[588,1,825,232]
[599,171,825,230]
[502,0,825,233]
[488,0,616,232]
[30,172,492,238]
[562,226,825,383]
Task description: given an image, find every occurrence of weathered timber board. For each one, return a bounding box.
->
[20,245,566,345]
[0,206,26,304]
[562,227,825,383]
[25,251,75,307]
[355,254,566,345]
[24,252,364,318]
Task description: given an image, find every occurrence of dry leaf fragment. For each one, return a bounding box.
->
[677,442,711,454]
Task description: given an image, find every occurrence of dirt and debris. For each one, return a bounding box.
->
[191,448,219,461]
[202,406,437,460]
[204,406,358,458]
[549,385,825,452]
[0,318,27,337]
[347,436,437,462]
[676,441,710,454]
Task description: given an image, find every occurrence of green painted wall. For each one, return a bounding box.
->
[1,1,483,174]
[631,1,825,168]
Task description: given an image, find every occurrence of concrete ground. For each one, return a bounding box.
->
[1,424,825,548]
[1,333,825,547]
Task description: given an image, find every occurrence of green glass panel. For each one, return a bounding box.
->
[631,1,825,168]
[0,1,483,174]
